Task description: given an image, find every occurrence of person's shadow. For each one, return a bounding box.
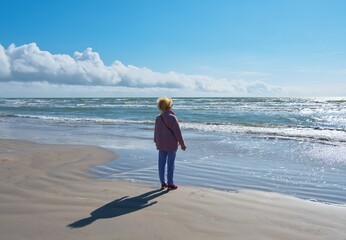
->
[67,188,168,228]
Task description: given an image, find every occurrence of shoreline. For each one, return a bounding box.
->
[1,139,346,240]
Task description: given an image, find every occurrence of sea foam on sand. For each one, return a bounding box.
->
[0,139,345,240]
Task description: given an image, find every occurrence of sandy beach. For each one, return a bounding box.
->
[0,139,345,240]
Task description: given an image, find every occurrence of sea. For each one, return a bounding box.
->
[0,97,345,205]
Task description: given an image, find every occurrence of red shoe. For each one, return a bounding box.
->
[161,183,168,189]
[168,184,178,190]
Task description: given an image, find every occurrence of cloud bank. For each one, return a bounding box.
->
[0,43,281,95]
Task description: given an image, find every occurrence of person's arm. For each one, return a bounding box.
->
[170,116,186,150]
[154,117,158,143]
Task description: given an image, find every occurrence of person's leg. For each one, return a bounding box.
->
[158,151,167,184]
[167,151,176,185]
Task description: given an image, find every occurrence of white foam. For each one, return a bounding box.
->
[181,122,346,144]
[5,113,346,143]
[13,114,154,125]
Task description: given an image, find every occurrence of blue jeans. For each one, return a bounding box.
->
[158,151,176,185]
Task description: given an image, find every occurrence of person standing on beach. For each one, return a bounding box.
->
[154,97,186,190]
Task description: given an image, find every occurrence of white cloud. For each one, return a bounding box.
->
[0,45,11,78]
[0,42,282,96]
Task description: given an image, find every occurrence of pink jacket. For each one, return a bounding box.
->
[154,110,186,152]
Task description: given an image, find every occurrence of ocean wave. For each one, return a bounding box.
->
[2,112,346,144]
[1,98,346,114]
[0,101,155,109]
[181,122,346,144]
[1,113,154,125]
[0,113,18,117]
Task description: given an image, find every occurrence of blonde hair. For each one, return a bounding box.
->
[157,97,172,112]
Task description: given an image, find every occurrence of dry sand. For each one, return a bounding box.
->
[0,139,345,240]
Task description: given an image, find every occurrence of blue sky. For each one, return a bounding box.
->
[0,0,345,97]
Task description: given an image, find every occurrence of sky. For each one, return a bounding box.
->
[0,0,345,97]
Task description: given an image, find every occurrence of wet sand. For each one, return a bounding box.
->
[0,139,345,240]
